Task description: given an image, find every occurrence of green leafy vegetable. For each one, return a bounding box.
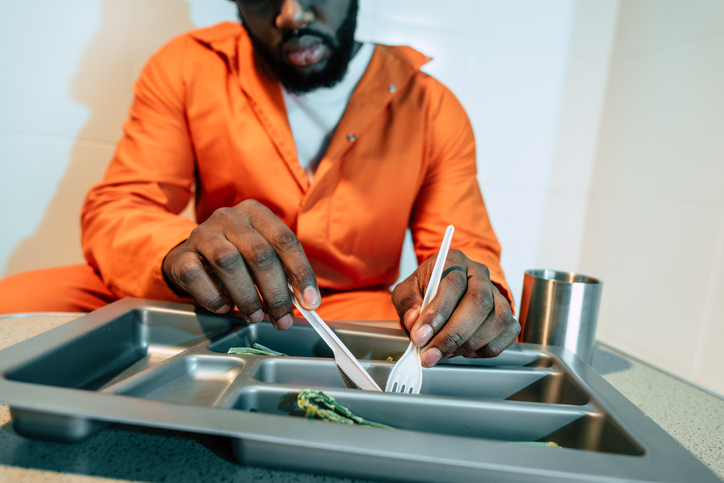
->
[228,343,286,356]
[297,389,393,429]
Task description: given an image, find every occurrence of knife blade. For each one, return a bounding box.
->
[288,284,382,392]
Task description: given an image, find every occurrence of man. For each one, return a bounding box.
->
[0,0,519,367]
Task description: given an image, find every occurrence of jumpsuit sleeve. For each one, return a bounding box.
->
[409,80,514,310]
[81,36,197,302]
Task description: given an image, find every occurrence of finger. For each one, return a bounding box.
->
[392,250,468,345]
[232,229,293,330]
[465,315,521,358]
[243,201,320,311]
[199,236,265,323]
[410,258,470,347]
[451,288,514,358]
[171,249,230,314]
[421,262,495,366]
[391,272,426,332]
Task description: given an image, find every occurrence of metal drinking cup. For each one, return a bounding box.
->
[519,269,603,363]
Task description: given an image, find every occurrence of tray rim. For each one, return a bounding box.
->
[0,298,719,483]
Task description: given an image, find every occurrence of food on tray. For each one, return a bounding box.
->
[513,441,561,448]
[297,389,393,429]
[227,343,287,356]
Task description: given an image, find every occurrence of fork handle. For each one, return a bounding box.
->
[421,225,455,310]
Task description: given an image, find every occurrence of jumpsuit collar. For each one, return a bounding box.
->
[189,23,432,192]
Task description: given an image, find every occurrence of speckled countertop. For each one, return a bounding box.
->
[0,314,722,482]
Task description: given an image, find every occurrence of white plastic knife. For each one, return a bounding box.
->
[287,284,382,392]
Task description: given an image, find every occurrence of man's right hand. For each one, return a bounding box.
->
[162,200,320,330]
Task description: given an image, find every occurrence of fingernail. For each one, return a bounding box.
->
[413,324,433,346]
[422,348,443,367]
[303,287,320,307]
[276,314,293,331]
[249,309,264,323]
[463,352,477,359]
[216,304,230,314]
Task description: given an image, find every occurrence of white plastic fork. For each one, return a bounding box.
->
[385,225,455,394]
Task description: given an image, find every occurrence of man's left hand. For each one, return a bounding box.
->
[392,250,520,367]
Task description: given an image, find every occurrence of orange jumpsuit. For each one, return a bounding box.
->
[0,23,511,320]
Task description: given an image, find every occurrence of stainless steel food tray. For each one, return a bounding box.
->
[0,298,718,482]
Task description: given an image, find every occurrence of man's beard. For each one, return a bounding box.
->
[242,1,359,95]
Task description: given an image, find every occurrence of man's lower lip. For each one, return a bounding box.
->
[285,44,326,66]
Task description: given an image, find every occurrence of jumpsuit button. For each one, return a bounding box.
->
[389,84,396,93]
[347,133,356,142]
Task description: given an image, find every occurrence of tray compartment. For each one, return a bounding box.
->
[439,350,555,368]
[233,386,588,444]
[252,358,588,404]
[211,322,556,368]
[542,413,645,455]
[209,322,409,360]
[5,310,233,391]
[109,355,244,406]
[252,358,389,389]
[423,365,589,404]
[505,372,590,405]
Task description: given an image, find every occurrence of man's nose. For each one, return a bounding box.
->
[276,0,314,31]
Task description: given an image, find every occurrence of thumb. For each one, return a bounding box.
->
[392,275,425,333]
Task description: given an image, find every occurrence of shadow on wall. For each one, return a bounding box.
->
[3,0,197,277]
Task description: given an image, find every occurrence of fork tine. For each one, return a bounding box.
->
[397,375,409,394]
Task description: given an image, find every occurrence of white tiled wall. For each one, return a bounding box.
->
[579,0,724,395]
[0,0,238,275]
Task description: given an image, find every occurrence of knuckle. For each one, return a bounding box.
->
[238,199,261,209]
[479,263,490,278]
[483,342,504,358]
[247,244,277,270]
[210,249,242,272]
[446,269,467,292]
[204,292,226,309]
[176,262,205,287]
[449,248,464,261]
[440,328,467,352]
[186,225,206,244]
[458,339,478,355]
[238,199,265,217]
[210,206,234,222]
[470,288,494,315]
[289,269,316,291]
[273,231,302,253]
[264,293,292,314]
[428,308,450,331]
